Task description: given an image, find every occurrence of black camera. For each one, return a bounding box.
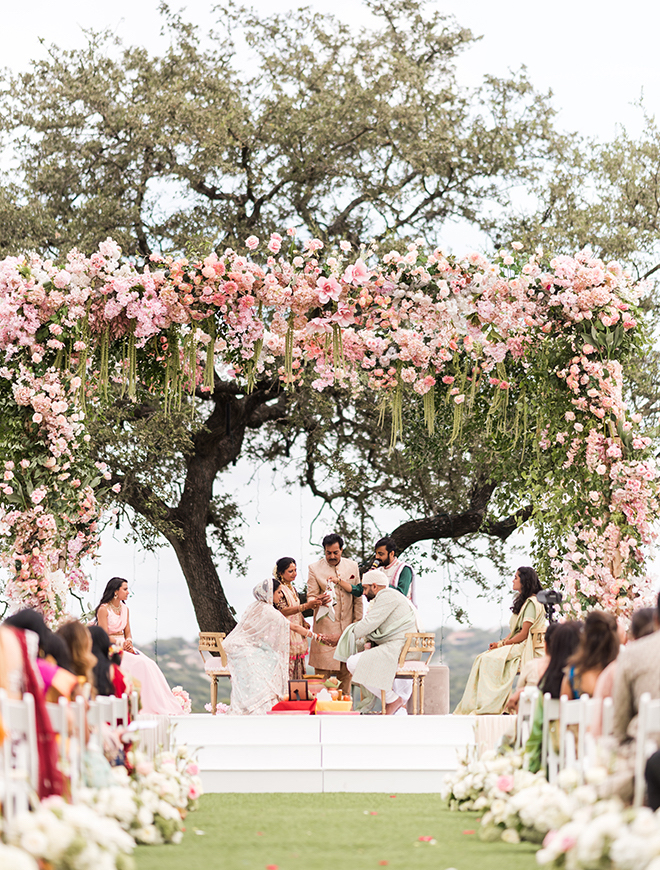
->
[537,588,563,622]
[358,556,381,578]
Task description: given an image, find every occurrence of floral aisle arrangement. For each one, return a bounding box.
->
[536,801,660,869]
[2,796,135,870]
[81,745,203,845]
[171,686,192,714]
[441,747,533,812]
[1,745,204,867]
[0,236,657,619]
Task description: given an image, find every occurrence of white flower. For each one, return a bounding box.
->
[0,843,40,870]
[501,828,520,844]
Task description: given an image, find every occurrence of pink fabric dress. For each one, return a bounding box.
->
[106,603,181,715]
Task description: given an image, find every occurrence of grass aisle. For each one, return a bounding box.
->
[134,793,539,870]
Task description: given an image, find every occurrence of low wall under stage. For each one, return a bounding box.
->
[169,712,512,793]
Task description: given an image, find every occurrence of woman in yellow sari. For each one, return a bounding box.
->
[455,566,546,715]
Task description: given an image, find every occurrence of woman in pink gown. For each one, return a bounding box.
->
[95,577,181,715]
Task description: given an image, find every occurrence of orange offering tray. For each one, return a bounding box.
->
[315,699,353,713]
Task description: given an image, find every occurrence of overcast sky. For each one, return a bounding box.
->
[3,1,658,644]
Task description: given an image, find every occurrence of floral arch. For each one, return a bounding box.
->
[0,232,657,623]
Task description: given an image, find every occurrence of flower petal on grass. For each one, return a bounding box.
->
[462,829,476,835]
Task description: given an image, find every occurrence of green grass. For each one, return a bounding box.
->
[134,794,539,870]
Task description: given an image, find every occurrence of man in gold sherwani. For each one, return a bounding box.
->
[307,533,363,693]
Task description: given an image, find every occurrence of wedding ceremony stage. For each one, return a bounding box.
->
[169,712,510,793]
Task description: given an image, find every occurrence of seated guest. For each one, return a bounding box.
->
[5,609,78,702]
[95,577,181,715]
[0,623,27,699]
[89,626,123,698]
[455,567,546,715]
[525,621,583,773]
[590,608,654,737]
[224,578,322,715]
[333,569,418,715]
[561,610,619,699]
[2,612,63,797]
[57,620,97,697]
[506,623,557,714]
[612,594,660,805]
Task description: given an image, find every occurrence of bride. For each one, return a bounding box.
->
[224,577,322,715]
[95,577,182,715]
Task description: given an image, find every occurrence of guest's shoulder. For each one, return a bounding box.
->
[620,631,660,668]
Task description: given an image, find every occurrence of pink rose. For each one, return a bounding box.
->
[245,236,259,251]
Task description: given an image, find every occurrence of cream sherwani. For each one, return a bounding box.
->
[307,556,363,673]
[337,587,417,693]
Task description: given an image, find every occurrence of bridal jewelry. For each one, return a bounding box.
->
[108,599,122,614]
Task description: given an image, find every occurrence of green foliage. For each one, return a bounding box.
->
[0,1,560,258]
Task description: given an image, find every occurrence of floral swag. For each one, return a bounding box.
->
[0,231,656,622]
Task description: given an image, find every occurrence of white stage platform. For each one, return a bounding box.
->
[169,713,507,793]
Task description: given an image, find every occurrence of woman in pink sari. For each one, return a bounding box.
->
[95,577,181,715]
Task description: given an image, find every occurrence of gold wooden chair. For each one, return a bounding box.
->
[198,632,230,714]
[380,632,436,715]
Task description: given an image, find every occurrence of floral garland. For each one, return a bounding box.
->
[0,745,203,868]
[0,235,657,620]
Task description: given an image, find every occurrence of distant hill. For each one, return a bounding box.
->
[144,626,507,713]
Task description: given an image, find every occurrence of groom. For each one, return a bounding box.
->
[334,568,418,715]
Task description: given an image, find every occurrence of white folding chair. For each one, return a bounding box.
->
[634,693,660,806]
[541,693,561,784]
[559,694,592,776]
[601,696,614,738]
[0,690,38,819]
[516,686,540,749]
[46,696,70,771]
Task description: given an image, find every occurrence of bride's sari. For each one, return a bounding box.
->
[223,579,290,715]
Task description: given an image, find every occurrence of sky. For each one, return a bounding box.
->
[3,0,659,644]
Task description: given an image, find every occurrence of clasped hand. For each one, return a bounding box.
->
[308,592,331,609]
[318,634,338,646]
[123,638,134,653]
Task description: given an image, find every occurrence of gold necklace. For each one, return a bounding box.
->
[108,600,122,614]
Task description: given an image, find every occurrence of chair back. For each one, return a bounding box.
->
[541,693,561,784]
[46,696,70,768]
[634,693,660,806]
[0,690,39,818]
[516,687,540,749]
[601,696,614,738]
[396,633,435,667]
[559,694,592,773]
[199,632,228,666]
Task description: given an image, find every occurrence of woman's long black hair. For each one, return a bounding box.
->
[538,621,583,698]
[89,626,117,696]
[511,566,543,614]
[95,577,127,619]
[568,610,619,675]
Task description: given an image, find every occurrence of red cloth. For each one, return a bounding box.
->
[270,699,317,714]
[13,628,63,798]
[111,666,130,723]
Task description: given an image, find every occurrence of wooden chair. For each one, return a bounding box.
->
[199,632,230,714]
[634,693,660,806]
[380,632,435,715]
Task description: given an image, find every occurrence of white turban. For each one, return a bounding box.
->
[362,568,389,586]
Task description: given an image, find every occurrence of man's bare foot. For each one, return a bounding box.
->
[385,697,405,715]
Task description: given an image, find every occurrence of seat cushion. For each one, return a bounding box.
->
[396,661,429,674]
[204,660,230,675]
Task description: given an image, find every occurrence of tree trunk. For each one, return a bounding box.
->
[165,518,236,633]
